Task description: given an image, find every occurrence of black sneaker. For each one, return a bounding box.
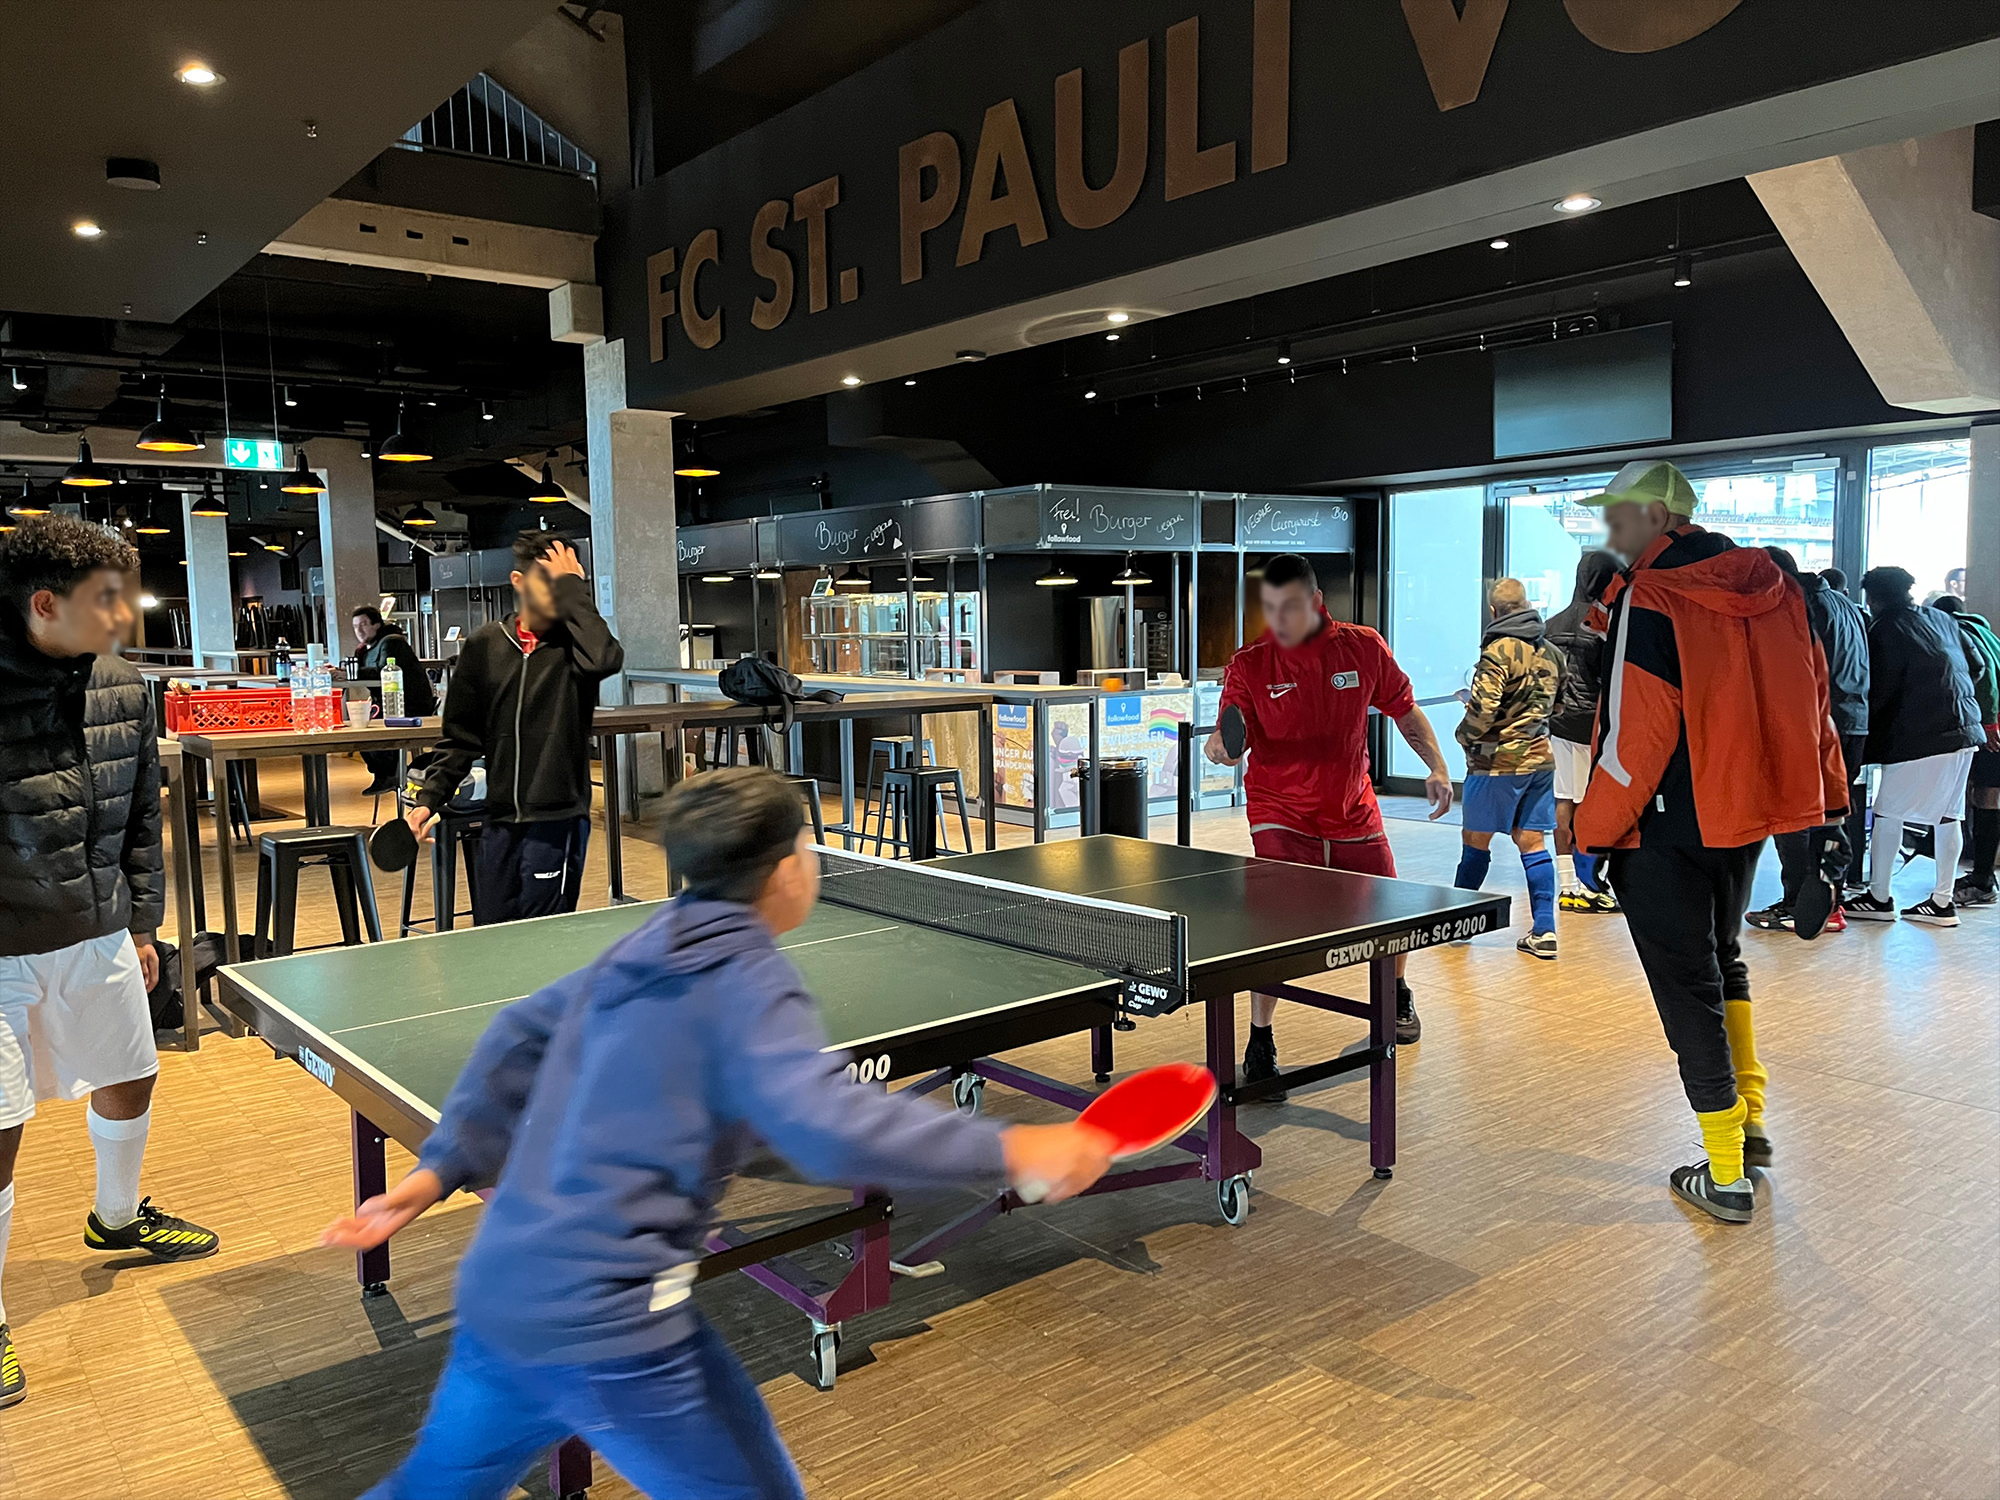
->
[0,1323,22,1409]
[1241,1027,1287,1102]
[1843,892,1898,921]
[1952,879,1996,909]
[1669,1162,1754,1224]
[1902,897,1958,927]
[1743,1127,1773,1170]
[1745,903,1794,931]
[1395,983,1421,1045]
[83,1198,220,1262]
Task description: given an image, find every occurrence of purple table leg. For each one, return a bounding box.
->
[351,1112,390,1294]
[1370,955,1397,1179]
[549,1437,593,1498]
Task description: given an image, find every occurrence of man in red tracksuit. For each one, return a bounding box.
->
[1207,554,1455,1095]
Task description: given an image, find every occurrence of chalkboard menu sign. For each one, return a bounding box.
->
[775,495,977,565]
[675,522,757,574]
[1236,496,1356,552]
[1039,487,1196,550]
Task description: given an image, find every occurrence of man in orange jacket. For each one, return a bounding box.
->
[1575,463,1847,1226]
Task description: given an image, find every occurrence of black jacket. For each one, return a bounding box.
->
[416,575,623,823]
[355,623,437,716]
[0,606,163,957]
[1863,601,1981,766]
[1545,551,1618,744]
[1798,575,1869,738]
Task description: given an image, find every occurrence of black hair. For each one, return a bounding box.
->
[1820,567,1847,591]
[1762,545,1800,579]
[350,604,384,626]
[1861,565,1915,606]
[512,529,560,574]
[1934,594,1964,615]
[1260,554,1317,593]
[0,514,138,613]
[659,767,806,903]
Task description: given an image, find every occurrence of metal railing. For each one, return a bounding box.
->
[401,73,596,178]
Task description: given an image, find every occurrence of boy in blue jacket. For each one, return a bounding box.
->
[326,767,1112,1499]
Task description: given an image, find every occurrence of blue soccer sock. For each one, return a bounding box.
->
[1573,851,1601,892]
[1455,844,1492,890]
[1522,848,1556,933]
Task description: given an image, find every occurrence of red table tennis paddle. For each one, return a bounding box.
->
[1016,1062,1218,1204]
[369,815,420,873]
[1217,704,1247,760]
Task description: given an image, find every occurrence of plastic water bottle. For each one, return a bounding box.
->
[317,663,339,732]
[274,637,292,685]
[289,670,308,731]
[382,660,404,720]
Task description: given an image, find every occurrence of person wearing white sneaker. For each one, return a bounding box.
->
[1853,568,1982,927]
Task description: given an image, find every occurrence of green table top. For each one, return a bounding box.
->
[222,897,1112,1120]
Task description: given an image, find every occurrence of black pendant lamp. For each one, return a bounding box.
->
[134,495,171,534]
[402,502,438,527]
[8,483,50,517]
[189,480,229,518]
[674,436,720,478]
[280,445,326,495]
[527,455,568,503]
[135,386,203,453]
[1035,561,1078,587]
[61,437,115,487]
[1113,551,1152,587]
[377,399,433,463]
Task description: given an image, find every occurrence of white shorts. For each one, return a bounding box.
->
[1873,749,1975,829]
[0,931,158,1130]
[1551,737,1593,803]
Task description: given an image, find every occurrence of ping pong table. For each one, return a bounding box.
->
[216,837,1504,1417]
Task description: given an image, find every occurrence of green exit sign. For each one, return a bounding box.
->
[223,437,284,470]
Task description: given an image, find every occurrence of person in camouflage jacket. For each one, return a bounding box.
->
[1451,580,1565,958]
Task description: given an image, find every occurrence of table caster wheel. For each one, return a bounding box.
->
[1217,1174,1250,1226]
[951,1074,984,1116]
[1373,1167,1393,1180]
[361,1282,388,1298]
[811,1328,841,1391]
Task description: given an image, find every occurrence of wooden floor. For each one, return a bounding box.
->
[1,749,1994,1500]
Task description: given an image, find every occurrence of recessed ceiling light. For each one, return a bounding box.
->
[73,221,103,239]
[1084,391,1098,400]
[841,375,862,387]
[1553,194,1601,214]
[1105,333,1120,342]
[903,379,917,387]
[176,63,221,85]
[1489,237,1511,250]
[1107,312,1130,324]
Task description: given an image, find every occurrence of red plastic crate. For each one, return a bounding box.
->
[166,687,295,734]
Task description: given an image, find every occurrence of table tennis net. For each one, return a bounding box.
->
[818,849,1185,993]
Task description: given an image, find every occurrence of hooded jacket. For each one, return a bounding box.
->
[416,574,623,822]
[0,605,163,957]
[1803,577,1870,739]
[1862,600,1982,765]
[422,896,1006,1365]
[1938,603,2000,730]
[1575,526,1846,853]
[1455,608,1561,775]
[354,621,436,717]
[1545,552,1619,744]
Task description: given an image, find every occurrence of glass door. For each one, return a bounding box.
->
[1385,485,1486,781]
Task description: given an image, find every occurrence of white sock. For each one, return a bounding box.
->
[87,1105,149,1229]
[0,1182,13,1323]
[1556,853,1579,893]
[1869,814,1900,901]
[1935,821,1963,904]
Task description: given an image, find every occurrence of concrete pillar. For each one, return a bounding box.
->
[181,495,234,663]
[314,438,379,652]
[1750,129,2000,413]
[1969,418,2000,626]
[584,337,682,802]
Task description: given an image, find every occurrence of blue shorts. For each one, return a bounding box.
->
[1462,769,1557,835]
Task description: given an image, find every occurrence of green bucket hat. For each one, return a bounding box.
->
[1579,460,1698,517]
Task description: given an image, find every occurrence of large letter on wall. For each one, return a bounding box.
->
[1399,0,1510,112]
[645,248,677,361]
[900,132,962,284]
[1563,0,1743,53]
[957,99,1050,266]
[749,201,794,331]
[1165,17,1236,201]
[679,229,722,350]
[1251,0,1291,173]
[1056,42,1149,231]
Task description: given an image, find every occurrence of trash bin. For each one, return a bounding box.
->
[1073,757,1150,839]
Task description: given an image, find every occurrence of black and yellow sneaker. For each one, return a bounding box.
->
[0,1323,24,1409]
[83,1198,220,1262]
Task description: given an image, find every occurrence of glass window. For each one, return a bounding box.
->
[1500,473,1618,617]
[1686,466,1836,569]
[1386,486,1485,781]
[1867,439,1970,600]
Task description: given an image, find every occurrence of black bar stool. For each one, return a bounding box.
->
[400,805,487,936]
[874,768,968,860]
[253,827,383,958]
[861,736,935,848]
[786,777,827,844]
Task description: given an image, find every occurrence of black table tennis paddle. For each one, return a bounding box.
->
[369,815,419,873]
[1218,703,1247,760]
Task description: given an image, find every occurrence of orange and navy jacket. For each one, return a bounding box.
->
[1574,525,1847,854]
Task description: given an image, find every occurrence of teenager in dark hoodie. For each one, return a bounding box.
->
[330,767,1113,1499]
[1544,550,1620,911]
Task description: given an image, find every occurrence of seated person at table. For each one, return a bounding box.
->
[405,533,621,924]
[347,604,435,795]
[329,767,1113,1500]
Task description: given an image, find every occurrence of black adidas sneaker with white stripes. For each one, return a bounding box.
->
[1669,1162,1754,1224]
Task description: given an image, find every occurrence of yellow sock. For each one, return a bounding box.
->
[1696,1097,1749,1186]
[1723,999,1766,1128]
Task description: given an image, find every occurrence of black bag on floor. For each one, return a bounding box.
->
[147,939,183,1032]
[717,658,840,735]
